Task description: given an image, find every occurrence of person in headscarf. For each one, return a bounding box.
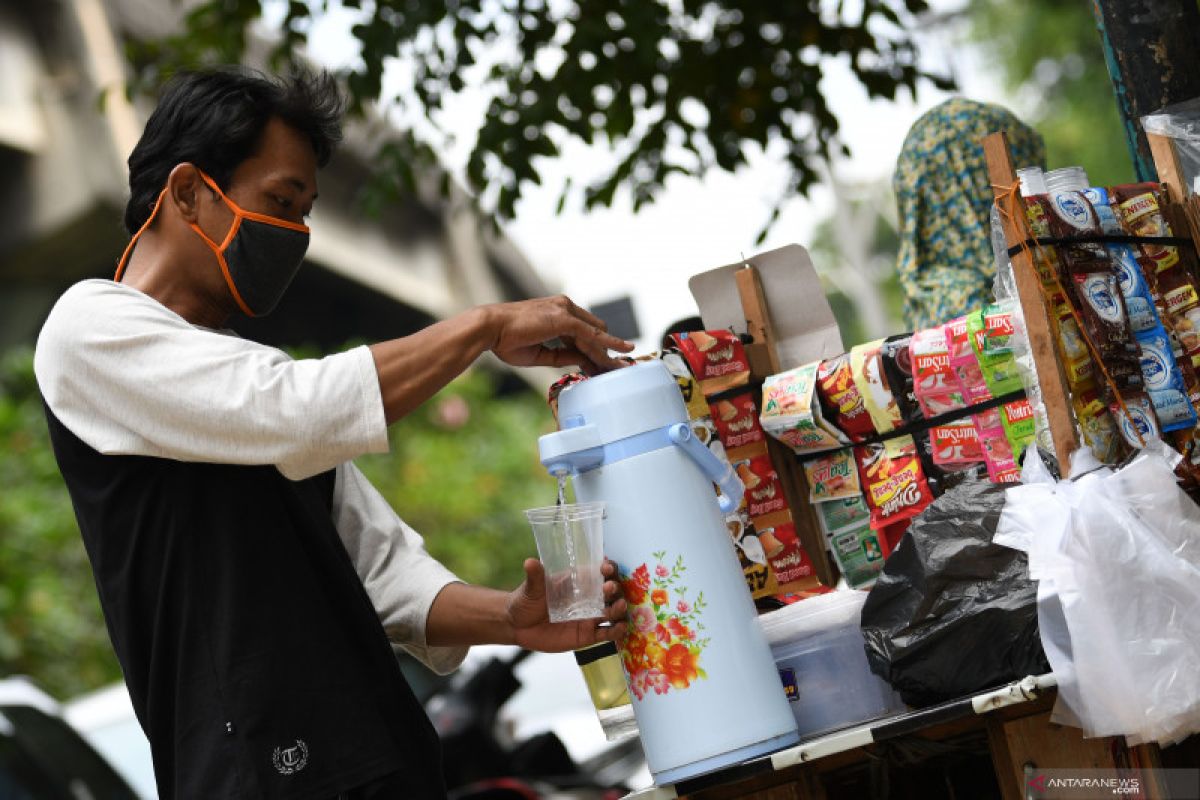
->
[893,97,1046,331]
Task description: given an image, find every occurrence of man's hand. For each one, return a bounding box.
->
[484,296,634,375]
[507,558,628,653]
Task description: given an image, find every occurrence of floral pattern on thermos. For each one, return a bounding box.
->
[618,551,709,699]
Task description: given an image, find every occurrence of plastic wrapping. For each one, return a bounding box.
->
[859,476,1049,707]
[995,441,1200,746]
[1143,99,1200,195]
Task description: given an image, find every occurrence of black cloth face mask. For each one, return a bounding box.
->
[115,169,311,316]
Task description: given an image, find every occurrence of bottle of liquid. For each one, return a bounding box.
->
[574,641,638,741]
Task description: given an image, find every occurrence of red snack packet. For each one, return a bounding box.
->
[854,436,935,530]
[735,454,789,519]
[816,354,876,442]
[929,421,983,466]
[758,522,815,585]
[708,391,767,454]
[673,330,751,397]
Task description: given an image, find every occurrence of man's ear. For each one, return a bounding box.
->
[166,164,204,223]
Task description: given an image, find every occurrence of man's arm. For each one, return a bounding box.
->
[369,296,632,424]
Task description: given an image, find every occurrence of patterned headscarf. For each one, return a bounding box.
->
[893,97,1046,331]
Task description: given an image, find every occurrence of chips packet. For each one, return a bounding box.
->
[815,354,876,442]
[850,340,904,435]
[854,435,935,530]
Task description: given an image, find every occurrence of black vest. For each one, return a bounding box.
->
[44,407,446,800]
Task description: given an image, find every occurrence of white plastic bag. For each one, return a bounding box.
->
[996,441,1200,746]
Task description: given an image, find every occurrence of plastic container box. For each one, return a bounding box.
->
[758,591,907,739]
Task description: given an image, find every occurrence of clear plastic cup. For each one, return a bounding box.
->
[525,502,606,623]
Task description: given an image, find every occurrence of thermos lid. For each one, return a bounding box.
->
[556,361,687,446]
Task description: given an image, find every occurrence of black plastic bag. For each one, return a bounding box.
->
[860,476,1049,707]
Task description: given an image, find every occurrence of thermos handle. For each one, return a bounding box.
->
[667,423,744,514]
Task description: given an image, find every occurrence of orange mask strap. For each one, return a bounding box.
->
[113,188,168,282]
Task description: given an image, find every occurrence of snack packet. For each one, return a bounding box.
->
[854,435,935,530]
[709,391,767,455]
[999,398,1037,467]
[735,453,789,520]
[1073,388,1124,464]
[974,407,1020,484]
[725,511,779,599]
[660,349,711,420]
[828,525,886,590]
[968,306,1023,397]
[1138,326,1197,433]
[929,420,983,466]
[815,354,876,442]
[760,363,848,454]
[949,314,993,404]
[880,333,923,428]
[815,495,871,537]
[802,449,861,503]
[1082,186,1160,334]
[850,340,905,435]
[911,326,965,417]
[757,521,816,586]
[673,330,751,397]
[1110,392,1161,451]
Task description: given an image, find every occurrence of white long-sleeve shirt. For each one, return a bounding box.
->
[35,279,466,674]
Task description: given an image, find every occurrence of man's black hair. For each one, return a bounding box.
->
[124,66,345,234]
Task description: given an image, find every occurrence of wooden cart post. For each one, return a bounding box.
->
[735,264,837,588]
[982,132,1080,473]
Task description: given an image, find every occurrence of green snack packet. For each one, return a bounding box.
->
[999,398,1036,465]
[968,305,1023,397]
[816,495,870,536]
[829,524,885,589]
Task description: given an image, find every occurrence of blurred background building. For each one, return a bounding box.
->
[0,0,552,362]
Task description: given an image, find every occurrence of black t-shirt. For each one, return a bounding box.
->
[44,407,447,799]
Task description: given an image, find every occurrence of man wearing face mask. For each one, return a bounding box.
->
[34,67,632,800]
